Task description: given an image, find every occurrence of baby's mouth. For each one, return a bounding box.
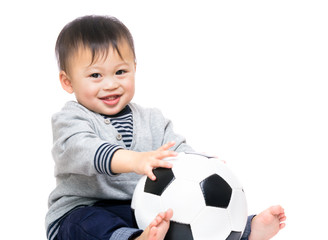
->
[101,95,120,100]
[100,95,121,105]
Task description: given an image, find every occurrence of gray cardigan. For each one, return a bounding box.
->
[46,101,193,231]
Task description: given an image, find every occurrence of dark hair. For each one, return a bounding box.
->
[55,15,136,73]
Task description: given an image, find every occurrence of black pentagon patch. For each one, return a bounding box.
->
[144,168,175,196]
[226,231,242,240]
[164,221,193,240]
[200,174,232,208]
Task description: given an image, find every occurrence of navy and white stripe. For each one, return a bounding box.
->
[94,105,134,176]
[47,218,60,240]
[94,143,123,175]
[110,111,133,148]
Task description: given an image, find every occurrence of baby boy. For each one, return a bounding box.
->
[46,15,286,240]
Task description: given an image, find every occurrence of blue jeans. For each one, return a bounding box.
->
[57,200,253,240]
[57,200,142,240]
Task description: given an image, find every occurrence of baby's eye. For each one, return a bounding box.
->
[116,70,126,75]
[90,73,102,78]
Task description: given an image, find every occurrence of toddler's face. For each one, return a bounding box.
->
[61,41,136,115]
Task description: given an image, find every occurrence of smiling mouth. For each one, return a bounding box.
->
[101,95,120,100]
[100,95,121,105]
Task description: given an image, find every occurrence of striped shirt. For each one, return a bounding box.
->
[109,108,133,148]
[94,105,134,175]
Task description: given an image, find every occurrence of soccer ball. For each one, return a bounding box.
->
[131,152,248,240]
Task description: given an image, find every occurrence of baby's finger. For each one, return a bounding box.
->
[153,159,173,169]
[147,170,157,181]
[156,141,176,151]
[147,161,172,181]
[156,150,177,160]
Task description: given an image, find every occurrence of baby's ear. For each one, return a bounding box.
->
[59,71,74,94]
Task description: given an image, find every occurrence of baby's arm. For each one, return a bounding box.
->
[111,141,177,180]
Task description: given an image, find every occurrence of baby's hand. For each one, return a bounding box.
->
[111,142,177,179]
[134,142,177,181]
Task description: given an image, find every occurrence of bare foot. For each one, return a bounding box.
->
[249,205,286,240]
[135,209,173,240]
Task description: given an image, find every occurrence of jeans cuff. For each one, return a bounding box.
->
[110,227,143,240]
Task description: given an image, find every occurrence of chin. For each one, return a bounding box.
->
[102,106,123,115]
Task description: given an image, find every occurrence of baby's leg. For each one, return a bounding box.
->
[135,209,173,240]
[249,205,286,240]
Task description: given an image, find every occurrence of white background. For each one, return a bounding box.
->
[1,0,327,239]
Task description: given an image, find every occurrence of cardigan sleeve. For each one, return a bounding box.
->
[163,117,195,153]
[52,102,122,177]
[145,106,194,153]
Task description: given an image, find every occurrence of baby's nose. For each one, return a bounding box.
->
[103,78,119,90]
